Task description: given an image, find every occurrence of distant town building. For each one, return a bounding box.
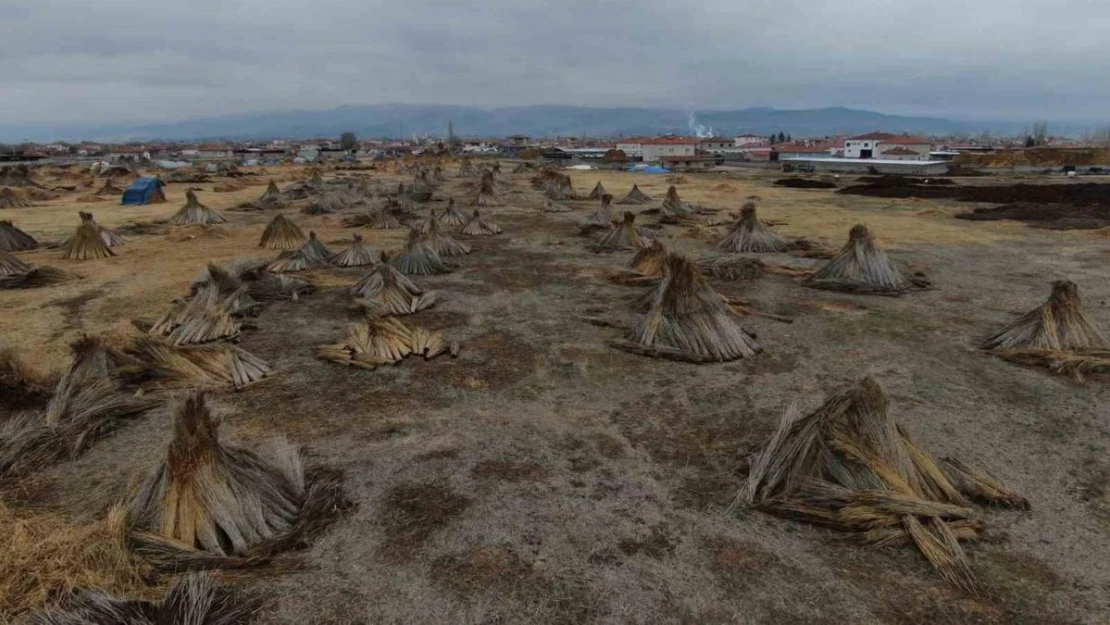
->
[734,134,767,147]
[844,133,932,160]
[874,137,932,160]
[640,137,697,163]
[616,139,646,158]
[196,143,235,158]
[697,138,733,155]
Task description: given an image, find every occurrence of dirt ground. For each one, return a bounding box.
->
[3,164,1110,624]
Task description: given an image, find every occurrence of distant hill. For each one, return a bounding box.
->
[0,104,1041,143]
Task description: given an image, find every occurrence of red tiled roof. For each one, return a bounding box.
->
[879,136,931,146]
[879,147,921,155]
[848,132,899,141]
[775,143,835,153]
[641,137,698,145]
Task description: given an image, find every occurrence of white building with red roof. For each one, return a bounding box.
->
[844,133,932,160]
[640,137,697,163]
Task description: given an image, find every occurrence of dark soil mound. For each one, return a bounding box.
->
[856,175,955,186]
[774,178,837,189]
[841,181,1110,206]
[956,203,1110,230]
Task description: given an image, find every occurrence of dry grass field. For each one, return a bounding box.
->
[2,163,1109,623]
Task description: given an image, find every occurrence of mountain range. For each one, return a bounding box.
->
[0,105,1061,143]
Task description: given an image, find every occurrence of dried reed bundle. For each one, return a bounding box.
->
[247,272,314,302]
[124,393,346,569]
[369,209,404,229]
[439,198,471,229]
[29,573,258,625]
[0,250,31,275]
[461,209,502,236]
[0,187,32,208]
[613,253,759,362]
[354,263,437,316]
[0,265,67,290]
[302,189,353,215]
[62,212,116,260]
[805,224,927,295]
[581,194,614,234]
[95,179,124,196]
[266,231,331,273]
[734,377,1028,589]
[315,316,452,368]
[389,230,452,276]
[543,172,576,200]
[0,220,39,252]
[659,185,696,222]
[616,184,652,205]
[422,219,471,257]
[472,171,503,206]
[170,190,225,226]
[0,337,156,476]
[542,198,571,213]
[980,280,1110,380]
[258,214,306,250]
[593,212,646,252]
[717,202,787,253]
[314,317,415,368]
[457,159,479,178]
[130,338,272,391]
[243,180,286,210]
[587,181,608,200]
[329,233,379,267]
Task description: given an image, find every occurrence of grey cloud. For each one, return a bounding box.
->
[0,0,1107,125]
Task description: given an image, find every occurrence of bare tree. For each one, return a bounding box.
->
[340,132,358,152]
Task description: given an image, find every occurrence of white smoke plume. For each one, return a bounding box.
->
[687,111,715,138]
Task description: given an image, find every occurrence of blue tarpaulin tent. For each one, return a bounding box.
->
[121,177,166,206]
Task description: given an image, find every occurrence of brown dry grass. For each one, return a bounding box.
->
[378,482,471,557]
[0,504,157,622]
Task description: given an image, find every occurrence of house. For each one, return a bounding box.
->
[775,143,837,160]
[106,145,149,161]
[196,143,235,158]
[640,137,697,163]
[697,138,733,155]
[843,133,898,158]
[874,136,932,160]
[844,133,932,160]
[661,155,711,171]
[616,139,646,158]
[734,134,767,148]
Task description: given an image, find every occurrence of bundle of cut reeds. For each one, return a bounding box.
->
[587,181,608,200]
[734,377,1029,589]
[258,214,306,250]
[717,202,787,253]
[461,209,502,236]
[593,211,646,252]
[62,212,115,260]
[329,233,379,267]
[29,573,258,625]
[805,224,926,295]
[439,198,471,229]
[616,184,652,205]
[0,336,156,476]
[980,280,1110,380]
[421,219,471,257]
[0,220,39,252]
[124,393,345,569]
[613,253,759,362]
[0,187,32,208]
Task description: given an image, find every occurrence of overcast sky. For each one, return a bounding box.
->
[2,0,1108,125]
